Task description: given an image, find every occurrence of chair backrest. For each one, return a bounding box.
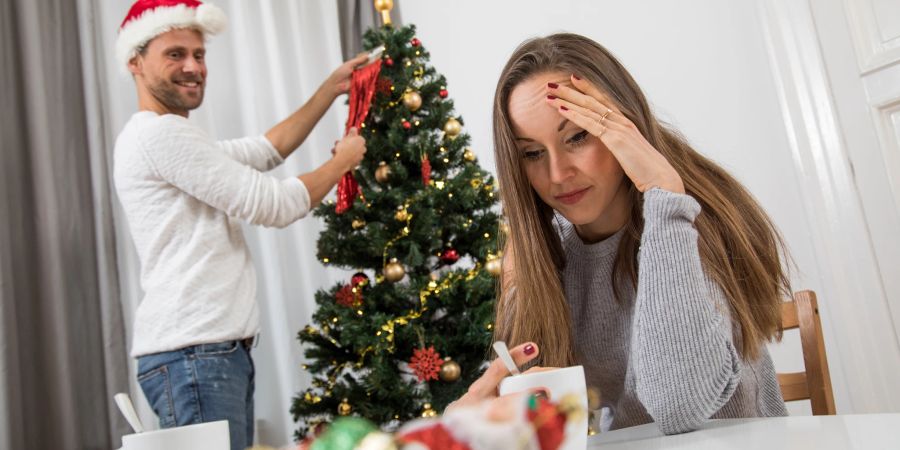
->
[777,290,836,415]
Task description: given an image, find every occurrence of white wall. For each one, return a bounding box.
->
[403,0,899,416]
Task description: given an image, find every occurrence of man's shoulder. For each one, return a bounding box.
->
[116,112,206,150]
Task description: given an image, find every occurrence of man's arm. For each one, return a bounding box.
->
[265,53,368,159]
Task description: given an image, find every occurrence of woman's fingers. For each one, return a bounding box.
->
[569,74,621,114]
[466,342,540,398]
[555,102,614,141]
[547,80,624,127]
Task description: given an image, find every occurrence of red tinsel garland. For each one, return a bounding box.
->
[336,59,383,214]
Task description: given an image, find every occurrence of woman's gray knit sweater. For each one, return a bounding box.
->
[556,188,787,435]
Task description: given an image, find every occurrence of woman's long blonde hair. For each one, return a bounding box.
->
[493,33,791,367]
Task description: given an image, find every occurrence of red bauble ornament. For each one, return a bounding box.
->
[440,248,460,265]
[409,346,442,382]
[402,120,412,130]
[411,37,421,47]
[351,272,369,288]
[439,89,448,98]
[385,57,394,66]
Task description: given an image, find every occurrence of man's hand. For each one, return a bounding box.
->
[322,53,369,100]
[332,128,366,173]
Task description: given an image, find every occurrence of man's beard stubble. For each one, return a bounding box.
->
[147,76,204,113]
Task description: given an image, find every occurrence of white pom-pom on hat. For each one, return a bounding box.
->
[195,3,227,35]
[116,0,227,73]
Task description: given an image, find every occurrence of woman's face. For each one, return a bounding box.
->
[507,71,630,241]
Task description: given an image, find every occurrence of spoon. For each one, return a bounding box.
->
[492,341,521,376]
[114,392,144,433]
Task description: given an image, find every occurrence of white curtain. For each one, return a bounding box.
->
[85,1,353,446]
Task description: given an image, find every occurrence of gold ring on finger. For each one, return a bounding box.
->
[599,109,612,124]
[597,125,607,138]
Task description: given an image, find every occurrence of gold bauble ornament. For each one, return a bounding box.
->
[375,161,391,184]
[421,403,437,418]
[394,206,409,222]
[463,148,476,162]
[443,118,462,138]
[352,218,366,230]
[338,398,352,416]
[402,91,422,112]
[439,358,461,382]
[384,258,405,282]
[485,254,502,277]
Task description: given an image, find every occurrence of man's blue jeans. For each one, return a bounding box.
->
[137,340,255,450]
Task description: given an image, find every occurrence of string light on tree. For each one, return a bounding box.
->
[420,404,437,418]
[338,398,352,416]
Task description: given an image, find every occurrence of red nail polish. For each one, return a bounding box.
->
[524,343,535,355]
[572,74,581,80]
[559,105,569,111]
[547,82,558,89]
[546,95,556,100]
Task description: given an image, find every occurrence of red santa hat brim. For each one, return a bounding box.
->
[116,2,226,72]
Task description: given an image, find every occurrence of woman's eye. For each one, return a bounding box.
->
[522,149,544,161]
[567,130,589,145]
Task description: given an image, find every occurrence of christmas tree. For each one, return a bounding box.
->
[290,21,505,438]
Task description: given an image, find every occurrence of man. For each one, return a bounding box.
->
[112,1,367,448]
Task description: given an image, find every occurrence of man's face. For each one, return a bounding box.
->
[130,28,207,116]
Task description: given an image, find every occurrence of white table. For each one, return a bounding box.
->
[587,414,900,449]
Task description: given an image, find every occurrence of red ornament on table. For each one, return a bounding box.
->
[409,346,442,382]
[399,423,472,450]
[440,248,459,265]
[439,89,448,98]
[402,120,412,130]
[527,396,567,450]
[411,37,421,47]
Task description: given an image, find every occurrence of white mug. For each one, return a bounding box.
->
[498,365,588,450]
[121,420,230,450]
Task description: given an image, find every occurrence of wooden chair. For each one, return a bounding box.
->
[777,290,836,415]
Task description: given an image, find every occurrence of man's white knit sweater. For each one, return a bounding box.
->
[114,111,310,357]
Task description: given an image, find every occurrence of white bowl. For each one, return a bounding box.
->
[121,420,230,450]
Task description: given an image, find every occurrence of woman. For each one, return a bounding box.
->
[457,33,791,435]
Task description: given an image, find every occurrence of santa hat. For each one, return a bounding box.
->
[116,0,227,70]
